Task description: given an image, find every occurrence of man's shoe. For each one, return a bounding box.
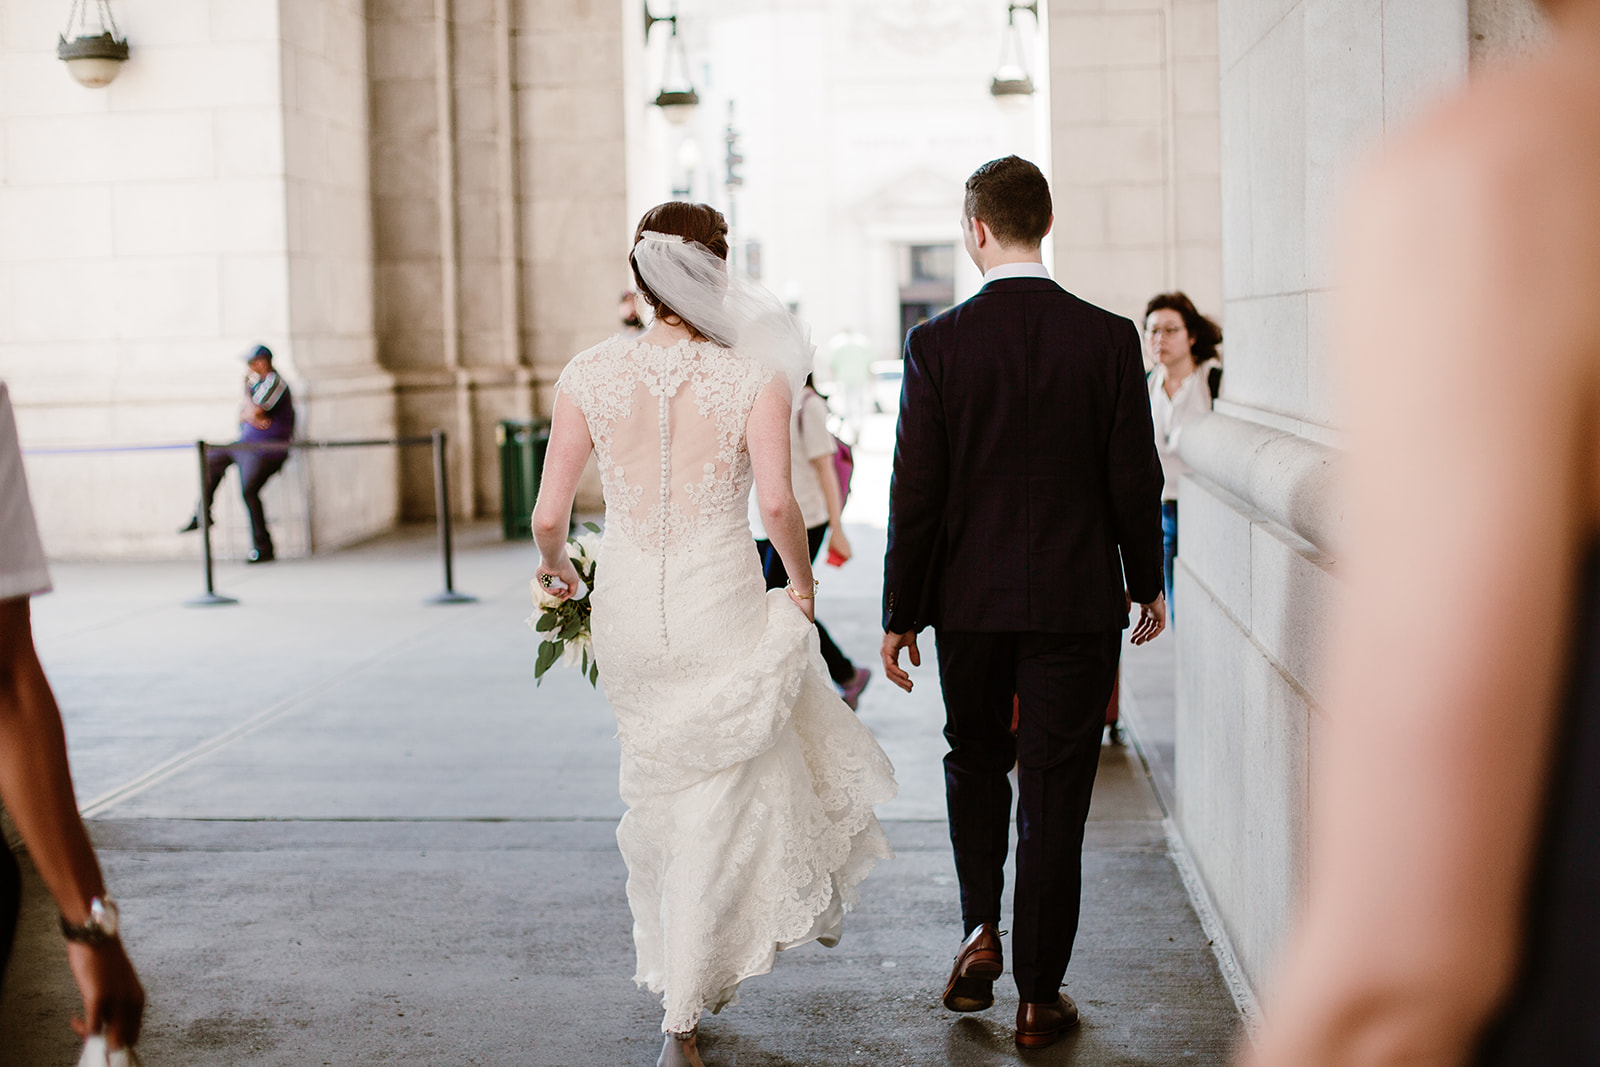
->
[942,923,1003,1012]
[1015,993,1080,1049]
[246,549,275,564]
[839,666,872,711]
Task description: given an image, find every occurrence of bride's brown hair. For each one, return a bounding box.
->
[630,202,730,339]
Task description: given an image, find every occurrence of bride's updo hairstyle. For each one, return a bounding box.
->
[630,202,730,340]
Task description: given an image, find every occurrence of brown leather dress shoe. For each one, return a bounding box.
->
[1015,993,1080,1049]
[941,923,1003,1012]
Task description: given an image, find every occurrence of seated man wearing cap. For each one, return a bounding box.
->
[179,344,295,563]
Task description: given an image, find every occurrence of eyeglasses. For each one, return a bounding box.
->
[1145,325,1185,338]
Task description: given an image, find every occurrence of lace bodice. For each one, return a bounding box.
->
[557,335,775,554]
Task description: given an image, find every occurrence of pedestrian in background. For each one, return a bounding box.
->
[1244,0,1600,1062]
[0,381,145,1054]
[1144,291,1222,611]
[619,289,647,338]
[825,327,875,436]
[753,375,872,709]
[179,343,295,563]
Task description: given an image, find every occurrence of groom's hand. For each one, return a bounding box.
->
[881,630,921,692]
[1130,593,1167,645]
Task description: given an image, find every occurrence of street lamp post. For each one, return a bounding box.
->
[645,2,700,124]
[990,0,1038,99]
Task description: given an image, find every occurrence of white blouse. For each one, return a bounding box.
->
[1149,359,1219,502]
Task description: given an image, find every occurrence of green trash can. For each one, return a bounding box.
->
[497,417,550,540]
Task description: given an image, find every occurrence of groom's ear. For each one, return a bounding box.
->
[1042,214,1054,239]
[969,216,991,249]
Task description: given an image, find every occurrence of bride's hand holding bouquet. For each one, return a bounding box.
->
[528,523,601,686]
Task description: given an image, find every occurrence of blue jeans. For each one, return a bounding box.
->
[1161,500,1178,611]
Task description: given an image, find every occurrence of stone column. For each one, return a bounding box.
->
[369,0,626,519]
[283,0,399,550]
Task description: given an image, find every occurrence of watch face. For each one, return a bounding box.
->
[89,897,119,937]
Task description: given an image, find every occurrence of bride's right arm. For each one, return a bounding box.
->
[532,389,594,591]
[747,378,815,620]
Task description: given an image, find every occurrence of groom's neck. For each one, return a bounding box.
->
[977,244,1044,275]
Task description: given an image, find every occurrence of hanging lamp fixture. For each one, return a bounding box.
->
[57,0,129,88]
[990,0,1038,98]
[644,2,699,124]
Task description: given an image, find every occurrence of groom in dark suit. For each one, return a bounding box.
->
[881,155,1166,1049]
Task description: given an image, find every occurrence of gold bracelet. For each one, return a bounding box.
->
[787,579,819,600]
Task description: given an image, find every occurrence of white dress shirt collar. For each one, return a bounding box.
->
[981,260,1052,285]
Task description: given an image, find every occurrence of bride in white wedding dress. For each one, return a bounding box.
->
[530,202,897,1067]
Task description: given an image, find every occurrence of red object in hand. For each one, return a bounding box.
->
[826,545,847,568]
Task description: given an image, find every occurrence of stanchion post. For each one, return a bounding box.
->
[186,440,237,607]
[427,428,475,605]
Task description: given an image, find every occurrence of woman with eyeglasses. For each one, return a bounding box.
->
[1144,291,1223,613]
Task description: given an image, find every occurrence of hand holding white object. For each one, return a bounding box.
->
[79,1035,139,1067]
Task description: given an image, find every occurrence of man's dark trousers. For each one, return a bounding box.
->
[937,627,1122,1002]
[204,445,287,556]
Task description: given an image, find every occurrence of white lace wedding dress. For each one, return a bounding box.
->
[556,333,897,1034]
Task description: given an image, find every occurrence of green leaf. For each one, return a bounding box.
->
[589,662,600,686]
[581,648,589,676]
[534,640,560,680]
[582,521,601,533]
[535,612,558,632]
[559,616,583,642]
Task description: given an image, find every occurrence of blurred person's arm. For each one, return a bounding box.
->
[0,596,144,1048]
[1244,77,1597,1067]
[801,392,850,562]
[532,389,594,597]
[813,454,849,562]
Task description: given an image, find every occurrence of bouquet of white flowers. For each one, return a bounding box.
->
[528,522,601,687]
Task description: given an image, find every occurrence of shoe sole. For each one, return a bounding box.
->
[942,958,1003,1012]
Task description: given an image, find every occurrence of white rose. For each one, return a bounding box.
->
[573,532,601,566]
[561,633,592,668]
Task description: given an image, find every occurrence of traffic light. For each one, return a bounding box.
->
[725,127,744,188]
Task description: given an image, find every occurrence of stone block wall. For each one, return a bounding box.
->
[1177,0,1545,1000]
[1048,0,1221,326]
[0,1,295,558]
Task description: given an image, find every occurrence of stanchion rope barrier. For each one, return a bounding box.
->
[23,433,475,608]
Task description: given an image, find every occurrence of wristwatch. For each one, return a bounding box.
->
[60,895,120,946]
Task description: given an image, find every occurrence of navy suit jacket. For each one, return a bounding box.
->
[882,276,1164,634]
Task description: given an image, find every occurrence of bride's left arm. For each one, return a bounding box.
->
[532,389,594,590]
[748,378,814,619]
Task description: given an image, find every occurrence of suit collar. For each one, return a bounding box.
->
[977,276,1064,294]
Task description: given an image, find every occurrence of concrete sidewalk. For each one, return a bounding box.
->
[0,524,1239,1065]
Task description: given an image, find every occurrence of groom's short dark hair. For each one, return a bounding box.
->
[964,156,1052,247]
